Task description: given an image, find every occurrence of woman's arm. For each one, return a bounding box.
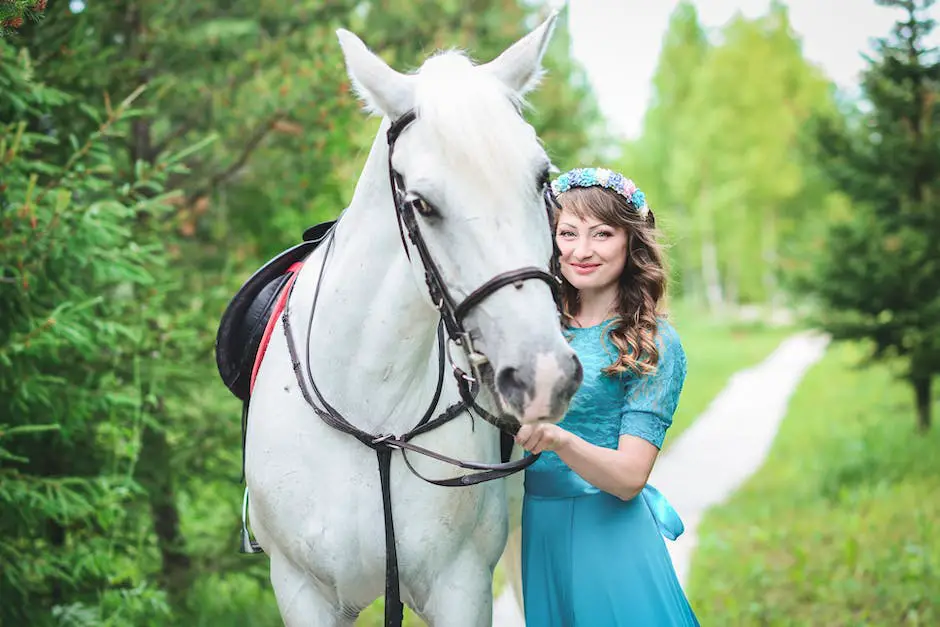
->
[515,424,659,501]
[517,321,687,500]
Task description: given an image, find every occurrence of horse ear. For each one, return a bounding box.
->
[481,10,559,97]
[336,29,415,118]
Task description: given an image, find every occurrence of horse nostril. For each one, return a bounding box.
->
[496,366,527,411]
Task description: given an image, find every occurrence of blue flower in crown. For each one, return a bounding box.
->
[553,172,571,194]
[631,189,646,209]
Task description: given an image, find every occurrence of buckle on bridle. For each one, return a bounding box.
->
[452,363,476,383]
[372,433,397,446]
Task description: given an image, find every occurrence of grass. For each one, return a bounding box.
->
[687,341,940,626]
[357,602,423,626]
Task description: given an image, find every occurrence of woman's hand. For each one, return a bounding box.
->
[515,423,571,454]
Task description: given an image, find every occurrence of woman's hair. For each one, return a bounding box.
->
[555,186,668,377]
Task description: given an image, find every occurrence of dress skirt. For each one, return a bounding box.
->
[521,485,700,627]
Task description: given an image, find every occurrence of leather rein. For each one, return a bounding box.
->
[278,109,563,626]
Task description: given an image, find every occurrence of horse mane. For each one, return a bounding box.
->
[412,50,544,193]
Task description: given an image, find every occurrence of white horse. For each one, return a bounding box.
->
[245,12,581,625]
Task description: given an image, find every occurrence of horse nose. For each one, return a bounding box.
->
[495,352,582,423]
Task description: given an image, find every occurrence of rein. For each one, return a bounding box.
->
[278,109,563,627]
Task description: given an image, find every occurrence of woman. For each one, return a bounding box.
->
[517,167,699,626]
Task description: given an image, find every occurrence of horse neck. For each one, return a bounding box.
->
[303,119,445,436]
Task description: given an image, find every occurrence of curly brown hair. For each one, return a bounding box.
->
[554,185,668,377]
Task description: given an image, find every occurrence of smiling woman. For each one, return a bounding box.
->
[552,168,664,377]
[514,167,699,626]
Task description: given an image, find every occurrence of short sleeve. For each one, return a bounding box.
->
[619,323,688,449]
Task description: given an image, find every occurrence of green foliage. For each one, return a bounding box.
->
[623,2,838,311]
[620,2,709,302]
[796,0,940,430]
[688,341,940,625]
[0,40,179,626]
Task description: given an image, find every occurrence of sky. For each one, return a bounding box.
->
[549,0,929,139]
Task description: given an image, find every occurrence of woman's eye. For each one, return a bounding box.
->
[594,231,612,239]
[557,230,575,238]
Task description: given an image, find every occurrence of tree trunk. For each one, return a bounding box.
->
[762,207,779,312]
[701,232,723,314]
[674,203,698,301]
[136,422,192,600]
[912,375,932,432]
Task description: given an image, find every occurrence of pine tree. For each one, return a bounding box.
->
[800,0,940,430]
[0,40,178,625]
[0,0,45,37]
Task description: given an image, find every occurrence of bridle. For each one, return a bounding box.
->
[385,110,564,426]
[277,109,564,626]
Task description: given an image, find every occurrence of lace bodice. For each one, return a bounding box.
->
[525,319,687,489]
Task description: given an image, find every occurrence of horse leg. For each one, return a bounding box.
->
[419,549,495,627]
[270,551,353,627]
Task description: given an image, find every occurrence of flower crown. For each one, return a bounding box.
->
[550,167,650,219]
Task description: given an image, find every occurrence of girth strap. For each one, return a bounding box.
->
[376,447,404,626]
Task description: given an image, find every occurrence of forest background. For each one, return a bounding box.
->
[3,0,938,624]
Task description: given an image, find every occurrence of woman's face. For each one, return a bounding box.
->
[555,208,628,295]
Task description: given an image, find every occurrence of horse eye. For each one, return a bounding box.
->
[409,194,437,218]
[538,169,550,188]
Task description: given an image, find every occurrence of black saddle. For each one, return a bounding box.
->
[215,220,336,402]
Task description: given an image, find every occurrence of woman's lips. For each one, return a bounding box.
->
[570,263,600,275]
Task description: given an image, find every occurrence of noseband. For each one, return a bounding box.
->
[274,109,564,627]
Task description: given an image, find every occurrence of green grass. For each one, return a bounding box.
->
[666,304,795,447]
[687,342,940,626]
[356,602,423,626]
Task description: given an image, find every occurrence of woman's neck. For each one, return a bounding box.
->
[572,287,618,328]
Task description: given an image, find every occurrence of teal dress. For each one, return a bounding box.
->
[521,319,699,626]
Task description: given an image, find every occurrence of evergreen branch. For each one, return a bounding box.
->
[185,111,285,204]
[45,85,148,200]
[152,121,196,157]
[0,0,46,38]
[20,85,149,255]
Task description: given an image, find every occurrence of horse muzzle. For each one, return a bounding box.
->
[494,347,582,424]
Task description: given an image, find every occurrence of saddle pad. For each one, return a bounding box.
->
[249,262,303,394]
[215,220,335,401]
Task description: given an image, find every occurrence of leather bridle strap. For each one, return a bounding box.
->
[386,112,561,347]
[453,267,558,325]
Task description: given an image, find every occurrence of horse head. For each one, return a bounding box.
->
[336,13,582,427]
